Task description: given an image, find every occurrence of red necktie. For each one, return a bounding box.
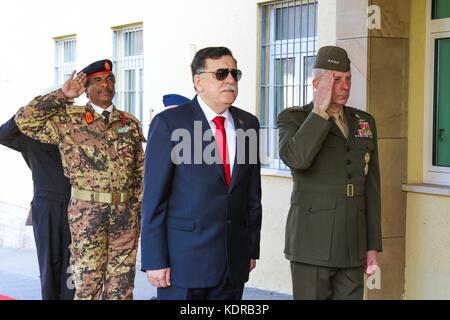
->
[212,116,231,187]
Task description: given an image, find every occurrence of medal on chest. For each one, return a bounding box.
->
[117,111,130,134]
[354,114,373,139]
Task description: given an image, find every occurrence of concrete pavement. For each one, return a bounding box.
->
[0,247,292,300]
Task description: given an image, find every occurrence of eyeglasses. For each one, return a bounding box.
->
[198,68,242,82]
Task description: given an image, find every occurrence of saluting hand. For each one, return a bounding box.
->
[60,70,87,99]
[312,70,334,113]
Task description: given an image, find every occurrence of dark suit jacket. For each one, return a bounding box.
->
[140,96,262,288]
[0,116,70,201]
[277,103,382,268]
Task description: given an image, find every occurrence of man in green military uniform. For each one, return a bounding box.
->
[277,46,382,300]
[15,60,145,300]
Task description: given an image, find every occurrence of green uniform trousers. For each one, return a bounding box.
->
[290,261,364,300]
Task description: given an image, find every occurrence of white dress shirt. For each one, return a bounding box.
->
[197,95,236,176]
[90,102,114,119]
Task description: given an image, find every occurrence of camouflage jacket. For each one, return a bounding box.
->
[15,90,145,201]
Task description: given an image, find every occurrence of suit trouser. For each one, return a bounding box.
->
[157,270,245,300]
[290,261,364,300]
[67,198,140,300]
[31,196,74,300]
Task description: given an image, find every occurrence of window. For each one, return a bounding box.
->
[432,0,450,19]
[259,0,318,170]
[424,0,450,184]
[54,36,76,85]
[433,38,450,167]
[113,25,144,122]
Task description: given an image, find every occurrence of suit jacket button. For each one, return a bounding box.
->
[346,160,352,165]
[347,174,353,179]
[346,146,351,152]
[226,220,231,225]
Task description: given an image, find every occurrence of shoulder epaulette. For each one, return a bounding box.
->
[287,106,303,112]
[66,105,86,115]
[347,106,373,119]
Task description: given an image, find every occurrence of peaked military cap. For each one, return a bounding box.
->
[314,46,351,72]
[79,59,113,78]
[162,94,190,107]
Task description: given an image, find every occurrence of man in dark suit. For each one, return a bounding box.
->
[277,46,382,300]
[0,115,74,300]
[140,46,262,300]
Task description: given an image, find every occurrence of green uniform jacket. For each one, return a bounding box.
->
[277,102,382,268]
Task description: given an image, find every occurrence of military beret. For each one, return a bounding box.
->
[79,59,113,78]
[162,94,190,108]
[313,46,351,72]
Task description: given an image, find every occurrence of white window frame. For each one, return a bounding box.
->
[260,0,318,171]
[54,35,76,86]
[112,24,144,122]
[423,0,450,185]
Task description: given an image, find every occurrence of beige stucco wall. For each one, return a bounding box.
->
[248,175,292,293]
[404,193,450,299]
[317,0,337,47]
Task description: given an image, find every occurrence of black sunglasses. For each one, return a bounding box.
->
[198,68,242,81]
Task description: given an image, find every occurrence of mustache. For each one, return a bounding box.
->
[223,84,237,92]
[99,88,113,95]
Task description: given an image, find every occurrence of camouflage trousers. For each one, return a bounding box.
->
[67,198,140,300]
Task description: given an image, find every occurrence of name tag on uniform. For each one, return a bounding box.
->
[117,126,130,134]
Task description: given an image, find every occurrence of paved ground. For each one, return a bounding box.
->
[0,247,292,300]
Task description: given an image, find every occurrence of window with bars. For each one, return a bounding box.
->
[259,0,318,170]
[54,36,76,85]
[113,25,144,122]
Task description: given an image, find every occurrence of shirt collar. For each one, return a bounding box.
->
[90,102,114,117]
[197,94,233,126]
[328,107,346,123]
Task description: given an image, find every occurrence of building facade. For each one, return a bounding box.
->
[0,0,449,299]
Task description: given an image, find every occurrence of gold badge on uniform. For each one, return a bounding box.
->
[364,152,371,175]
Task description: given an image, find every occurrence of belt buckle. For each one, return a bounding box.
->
[111,192,121,205]
[346,184,354,197]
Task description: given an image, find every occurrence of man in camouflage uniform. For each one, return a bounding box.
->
[15,59,144,300]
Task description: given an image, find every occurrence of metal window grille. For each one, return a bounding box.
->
[113,25,144,122]
[54,37,76,85]
[259,0,318,170]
